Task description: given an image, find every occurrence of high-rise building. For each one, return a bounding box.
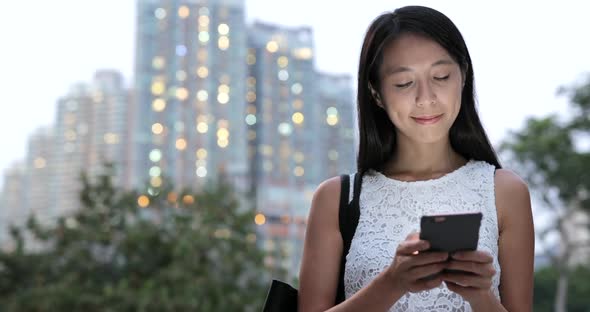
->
[246,23,357,278]
[316,72,356,179]
[22,126,56,223]
[132,0,249,195]
[52,71,131,216]
[0,161,26,248]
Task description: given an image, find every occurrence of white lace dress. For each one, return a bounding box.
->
[344,160,501,311]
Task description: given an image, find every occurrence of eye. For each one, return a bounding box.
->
[395,81,412,88]
[434,74,450,81]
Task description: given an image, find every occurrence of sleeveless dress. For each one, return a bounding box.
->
[344,159,501,311]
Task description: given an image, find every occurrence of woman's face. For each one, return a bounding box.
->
[377,33,464,144]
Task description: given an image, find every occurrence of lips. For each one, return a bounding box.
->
[412,114,443,125]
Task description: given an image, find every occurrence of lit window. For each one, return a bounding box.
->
[326,115,339,126]
[176,45,187,57]
[178,5,190,18]
[278,123,293,136]
[154,8,166,20]
[197,66,209,78]
[255,213,266,225]
[278,70,289,81]
[218,23,229,35]
[152,56,165,69]
[294,166,305,177]
[151,81,165,95]
[197,90,208,101]
[196,148,207,159]
[196,166,207,177]
[217,93,229,104]
[197,122,208,133]
[217,128,229,139]
[247,53,256,65]
[199,15,210,27]
[217,138,229,148]
[176,87,189,101]
[137,195,150,208]
[152,98,166,112]
[245,114,257,126]
[329,150,339,161]
[183,195,194,205]
[176,138,187,150]
[199,31,210,43]
[218,84,230,94]
[150,176,162,188]
[149,149,162,162]
[293,47,313,60]
[152,123,164,135]
[218,36,230,50]
[291,83,303,94]
[149,166,161,177]
[104,133,119,144]
[292,112,304,124]
[246,91,256,103]
[327,107,338,116]
[277,56,289,68]
[33,157,46,169]
[266,41,279,53]
[176,70,187,81]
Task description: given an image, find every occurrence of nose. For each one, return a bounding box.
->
[416,80,437,107]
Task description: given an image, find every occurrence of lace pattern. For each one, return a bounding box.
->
[344,160,501,311]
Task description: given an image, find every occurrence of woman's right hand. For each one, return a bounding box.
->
[384,232,449,294]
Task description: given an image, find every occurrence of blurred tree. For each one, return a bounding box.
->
[0,164,276,311]
[534,265,590,312]
[501,75,590,312]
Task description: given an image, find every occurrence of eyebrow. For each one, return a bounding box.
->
[383,59,455,77]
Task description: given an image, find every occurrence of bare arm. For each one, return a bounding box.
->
[495,169,535,311]
[298,177,447,312]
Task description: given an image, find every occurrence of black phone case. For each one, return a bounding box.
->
[419,212,482,252]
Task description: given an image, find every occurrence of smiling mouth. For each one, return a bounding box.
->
[411,114,443,124]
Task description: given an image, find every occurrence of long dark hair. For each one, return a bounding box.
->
[357,6,501,174]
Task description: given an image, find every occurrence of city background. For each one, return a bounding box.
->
[0,0,589,310]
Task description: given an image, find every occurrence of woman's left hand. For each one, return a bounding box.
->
[441,250,498,306]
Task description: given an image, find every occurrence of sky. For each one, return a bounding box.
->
[1,0,589,187]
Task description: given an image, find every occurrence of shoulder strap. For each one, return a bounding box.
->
[335,172,362,303]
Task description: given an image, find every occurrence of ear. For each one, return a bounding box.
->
[368,82,384,108]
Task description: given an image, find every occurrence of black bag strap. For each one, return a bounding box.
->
[335,172,362,303]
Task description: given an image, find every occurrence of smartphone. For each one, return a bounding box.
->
[419,212,482,252]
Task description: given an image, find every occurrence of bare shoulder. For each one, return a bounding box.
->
[493,168,532,230]
[308,176,343,226]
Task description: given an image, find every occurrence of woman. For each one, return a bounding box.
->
[298,6,534,312]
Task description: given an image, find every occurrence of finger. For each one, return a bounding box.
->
[405,231,420,241]
[441,272,492,289]
[451,250,493,263]
[408,262,447,279]
[397,240,430,255]
[409,252,449,267]
[446,260,496,277]
[409,276,443,293]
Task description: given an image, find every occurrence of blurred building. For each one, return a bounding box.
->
[51,71,131,217]
[247,22,356,278]
[22,126,56,224]
[316,72,356,179]
[132,0,249,195]
[0,161,26,249]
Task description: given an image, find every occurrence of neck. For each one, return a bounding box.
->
[383,134,467,179]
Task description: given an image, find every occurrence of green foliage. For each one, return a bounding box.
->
[0,165,273,311]
[534,266,590,312]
